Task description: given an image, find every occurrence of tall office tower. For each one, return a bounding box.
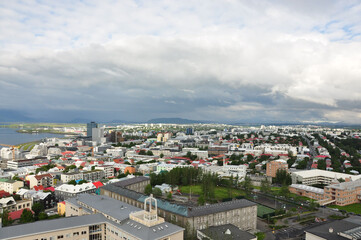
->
[186,128,194,135]
[87,121,98,137]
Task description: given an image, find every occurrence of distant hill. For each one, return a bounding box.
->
[0,109,33,122]
[147,118,209,124]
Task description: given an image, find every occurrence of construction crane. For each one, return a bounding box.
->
[0,144,19,160]
[89,146,94,157]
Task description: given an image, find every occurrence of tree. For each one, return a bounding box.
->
[153,187,162,197]
[279,185,290,197]
[242,176,253,194]
[38,212,48,220]
[146,150,153,156]
[91,166,95,171]
[260,179,271,193]
[78,180,88,184]
[197,195,205,206]
[68,180,77,185]
[167,192,172,200]
[32,202,44,218]
[144,184,153,195]
[274,169,292,186]
[317,160,326,170]
[160,153,164,158]
[20,209,34,223]
[1,210,13,226]
[296,159,307,169]
[139,150,147,155]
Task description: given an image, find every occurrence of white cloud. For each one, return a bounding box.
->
[0,1,361,123]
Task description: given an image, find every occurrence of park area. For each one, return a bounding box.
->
[329,203,361,214]
[179,184,245,201]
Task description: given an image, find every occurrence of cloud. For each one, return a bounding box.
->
[0,1,361,123]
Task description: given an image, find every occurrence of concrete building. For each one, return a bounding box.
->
[87,121,98,137]
[291,169,361,185]
[0,200,184,240]
[0,197,32,214]
[95,165,114,178]
[60,170,105,183]
[323,179,361,206]
[100,183,257,233]
[28,173,54,189]
[0,179,24,193]
[266,160,288,178]
[113,176,150,193]
[6,157,48,169]
[289,184,325,201]
[92,127,105,144]
[305,216,361,240]
[54,183,96,201]
[156,163,193,172]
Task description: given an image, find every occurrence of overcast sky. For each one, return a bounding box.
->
[1,0,361,123]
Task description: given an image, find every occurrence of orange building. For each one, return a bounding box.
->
[266,160,288,178]
[323,178,361,206]
[124,166,136,174]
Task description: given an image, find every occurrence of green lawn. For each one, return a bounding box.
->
[179,185,245,200]
[329,203,361,214]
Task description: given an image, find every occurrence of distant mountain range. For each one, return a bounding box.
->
[147,118,210,124]
[0,109,33,122]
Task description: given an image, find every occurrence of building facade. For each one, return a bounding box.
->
[266,160,288,178]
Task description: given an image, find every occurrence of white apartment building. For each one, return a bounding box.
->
[156,163,193,172]
[291,169,361,185]
[0,179,24,193]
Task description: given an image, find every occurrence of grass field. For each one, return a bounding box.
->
[257,204,275,218]
[179,185,245,200]
[329,203,361,214]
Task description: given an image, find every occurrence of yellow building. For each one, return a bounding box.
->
[57,201,66,216]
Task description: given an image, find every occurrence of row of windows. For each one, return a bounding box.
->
[35,231,87,240]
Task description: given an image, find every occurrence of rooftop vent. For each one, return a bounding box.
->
[225,229,231,235]
[329,227,334,233]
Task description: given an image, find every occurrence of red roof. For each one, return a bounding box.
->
[278,154,289,156]
[33,185,44,191]
[34,174,53,180]
[0,190,10,198]
[45,187,55,192]
[92,181,104,189]
[9,208,34,220]
[34,163,48,167]
[316,155,328,158]
[311,163,318,169]
[61,151,75,156]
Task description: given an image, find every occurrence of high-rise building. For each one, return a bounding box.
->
[87,121,98,137]
[186,128,194,135]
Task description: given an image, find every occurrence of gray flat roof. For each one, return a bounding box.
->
[66,193,141,222]
[188,199,256,217]
[114,176,149,188]
[199,224,256,240]
[306,218,361,240]
[117,218,184,240]
[0,214,107,240]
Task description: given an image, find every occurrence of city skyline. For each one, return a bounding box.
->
[1,1,361,123]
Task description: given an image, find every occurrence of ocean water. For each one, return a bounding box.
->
[0,127,66,145]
